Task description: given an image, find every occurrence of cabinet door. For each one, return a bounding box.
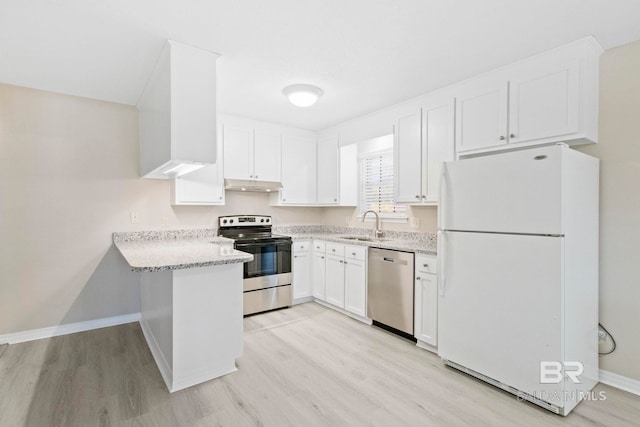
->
[414,272,437,346]
[281,135,317,204]
[292,251,311,301]
[312,252,326,300]
[394,108,422,203]
[455,79,508,153]
[508,58,579,145]
[325,255,345,308]
[423,97,455,203]
[253,130,281,181]
[223,126,253,180]
[344,258,366,317]
[172,127,225,205]
[317,136,340,204]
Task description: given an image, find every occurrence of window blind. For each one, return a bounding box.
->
[359,150,406,217]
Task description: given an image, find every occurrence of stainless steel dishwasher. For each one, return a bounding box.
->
[367,248,415,337]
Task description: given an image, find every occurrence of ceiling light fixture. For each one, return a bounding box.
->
[282,84,323,107]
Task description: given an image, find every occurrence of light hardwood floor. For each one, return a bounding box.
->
[1,302,638,426]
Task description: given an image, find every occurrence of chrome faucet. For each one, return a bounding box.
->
[362,210,384,239]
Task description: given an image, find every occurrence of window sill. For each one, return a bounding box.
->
[358,215,408,224]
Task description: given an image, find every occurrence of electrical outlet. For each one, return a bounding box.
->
[130,211,140,224]
[598,329,607,343]
[409,217,420,229]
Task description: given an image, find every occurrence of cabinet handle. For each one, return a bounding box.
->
[334,198,337,202]
[423,264,429,268]
[416,277,421,281]
[332,249,336,252]
[415,195,420,199]
[339,260,343,263]
[499,136,505,141]
[344,261,348,264]
[321,256,324,259]
[352,252,356,256]
[282,198,286,202]
[219,196,223,200]
[510,133,516,139]
[294,256,297,259]
[250,175,253,178]
[422,195,426,199]
[255,175,259,179]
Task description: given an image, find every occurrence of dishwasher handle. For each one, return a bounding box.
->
[382,257,408,265]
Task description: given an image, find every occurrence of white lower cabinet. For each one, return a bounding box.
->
[322,242,367,317]
[325,253,345,308]
[414,254,438,349]
[344,257,366,317]
[292,241,311,302]
[312,241,327,300]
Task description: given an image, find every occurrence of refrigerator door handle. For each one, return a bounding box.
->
[438,230,446,297]
[438,163,448,230]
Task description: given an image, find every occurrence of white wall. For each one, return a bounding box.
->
[575,39,640,381]
[0,84,322,336]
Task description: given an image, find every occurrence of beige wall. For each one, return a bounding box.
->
[0,84,322,336]
[575,40,640,381]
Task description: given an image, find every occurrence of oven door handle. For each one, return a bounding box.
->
[235,242,291,249]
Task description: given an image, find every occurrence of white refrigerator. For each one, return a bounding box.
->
[437,144,599,416]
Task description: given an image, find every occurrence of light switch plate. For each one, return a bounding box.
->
[130,211,140,224]
[409,217,420,229]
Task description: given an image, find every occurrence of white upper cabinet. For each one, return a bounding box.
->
[394,92,455,205]
[508,55,579,145]
[172,126,225,205]
[277,135,317,205]
[223,126,253,180]
[455,78,509,153]
[454,37,601,157]
[223,125,281,182]
[394,108,423,203]
[253,131,281,182]
[138,40,218,179]
[316,136,340,205]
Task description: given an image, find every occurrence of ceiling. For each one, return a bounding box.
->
[2,1,640,131]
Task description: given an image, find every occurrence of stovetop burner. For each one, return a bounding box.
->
[217,215,290,243]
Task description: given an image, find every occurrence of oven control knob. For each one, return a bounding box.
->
[223,219,228,224]
[266,218,270,223]
[229,219,234,224]
[260,219,264,223]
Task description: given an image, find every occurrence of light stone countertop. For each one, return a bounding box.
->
[113,231,253,272]
[280,231,437,255]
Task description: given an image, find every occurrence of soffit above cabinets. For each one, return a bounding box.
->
[2,0,640,131]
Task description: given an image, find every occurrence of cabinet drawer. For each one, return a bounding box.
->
[313,240,326,253]
[293,241,310,252]
[326,243,345,257]
[345,245,367,261]
[416,254,437,274]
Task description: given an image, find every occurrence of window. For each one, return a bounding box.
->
[359,146,406,220]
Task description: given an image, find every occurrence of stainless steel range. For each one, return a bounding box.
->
[218,215,292,316]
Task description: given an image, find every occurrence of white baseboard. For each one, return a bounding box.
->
[0,313,141,345]
[139,318,173,392]
[599,369,640,396]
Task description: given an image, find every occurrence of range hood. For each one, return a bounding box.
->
[138,40,219,179]
[224,179,283,193]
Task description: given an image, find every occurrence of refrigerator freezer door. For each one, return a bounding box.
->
[438,231,565,407]
[441,145,563,235]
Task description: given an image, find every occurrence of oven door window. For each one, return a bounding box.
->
[236,242,292,278]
